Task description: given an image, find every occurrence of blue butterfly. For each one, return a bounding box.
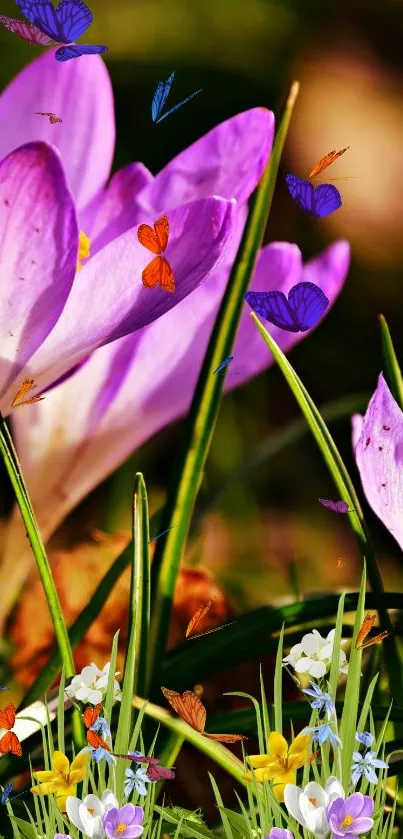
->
[152,71,202,124]
[213,355,233,375]
[1,783,26,805]
[10,0,107,60]
[285,174,342,218]
[245,281,329,333]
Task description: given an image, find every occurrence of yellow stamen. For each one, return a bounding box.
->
[76,231,91,271]
[116,824,127,834]
[308,798,317,806]
[342,816,354,827]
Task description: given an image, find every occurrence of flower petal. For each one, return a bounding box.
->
[69,751,89,783]
[0,52,114,213]
[248,754,271,769]
[352,373,403,550]
[272,770,295,802]
[283,784,305,824]
[90,162,154,250]
[32,770,58,783]
[52,751,70,775]
[137,108,274,212]
[267,731,289,761]
[0,142,78,405]
[66,797,84,831]
[25,196,238,394]
[309,661,327,678]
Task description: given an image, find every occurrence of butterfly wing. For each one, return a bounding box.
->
[311,184,342,218]
[0,703,16,730]
[142,257,163,288]
[161,688,206,733]
[0,15,54,43]
[160,72,175,112]
[287,281,329,331]
[146,763,176,781]
[318,498,350,514]
[360,631,390,649]
[355,613,376,649]
[186,601,213,639]
[157,257,175,293]
[155,88,202,123]
[55,43,108,61]
[137,224,160,254]
[154,215,169,253]
[86,730,110,751]
[0,731,22,757]
[309,147,349,178]
[55,0,92,40]
[203,732,247,743]
[82,703,102,728]
[14,0,63,40]
[244,291,299,332]
[1,783,13,804]
[285,174,316,215]
[152,82,164,122]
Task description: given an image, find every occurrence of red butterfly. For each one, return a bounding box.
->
[355,613,390,650]
[82,704,110,751]
[112,752,175,781]
[309,147,350,178]
[0,705,22,757]
[137,216,175,294]
[161,687,247,743]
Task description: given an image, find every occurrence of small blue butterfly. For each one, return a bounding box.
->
[213,355,233,375]
[285,174,342,218]
[152,71,202,124]
[10,0,107,60]
[1,783,26,805]
[245,281,329,333]
[0,686,9,690]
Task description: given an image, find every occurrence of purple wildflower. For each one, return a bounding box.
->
[265,830,294,839]
[326,793,374,837]
[352,373,403,550]
[103,805,144,839]
[302,681,335,719]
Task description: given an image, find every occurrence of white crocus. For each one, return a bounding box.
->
[282,629,348,679]
[66,790,118,839]
[284,776,344,839]
[65,662,121,705]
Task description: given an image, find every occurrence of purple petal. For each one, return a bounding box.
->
[25,196,238,394]
[349,817,374,832]
[119,804,143,825]
[0,142,78,405]
[137,108,274,212]
[90,163,154,251]
[352,373,403,550]
[0,51,114,214]
[343,793,365,819]
[121,828,143,839]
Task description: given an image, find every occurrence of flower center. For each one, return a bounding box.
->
[87,808,95,816]
[77,231,91,271]
[116,823,127,834]
[342,816,354,828]
[308,797,317,806]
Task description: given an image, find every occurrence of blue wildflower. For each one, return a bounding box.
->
[351,750,388,785]
[82,745,116,765]
[302,681,335,719]
[304,723,342,748]
[89,716,110,738]
[355,731,374,748]
[124,766,151,798]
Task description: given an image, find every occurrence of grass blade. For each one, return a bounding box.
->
[147,81,300,693]
[379,314,403,410]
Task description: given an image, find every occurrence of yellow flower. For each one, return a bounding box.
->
[246,731,311,802]
[31,750,89,811]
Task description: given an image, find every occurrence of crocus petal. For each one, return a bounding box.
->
[66,797,85,831]
[122,827,143,838]
[352,373,403,550]
[0,52,114,214]
[0,142,78,404]
[283,784,305,824]
[90,162,154,251]
[24,196,238,394]
[137,108,274,212]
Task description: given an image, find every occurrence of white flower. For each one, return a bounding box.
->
[65,662,121,705]
[282,629,348,679]
[66,790,118,839]
[284,777,344,839]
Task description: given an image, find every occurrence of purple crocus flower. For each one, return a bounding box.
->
[0,52,350,622]
[326,793,374,837]
[265,829,294,839]
[103,804,144,839]
[352,373,403,551]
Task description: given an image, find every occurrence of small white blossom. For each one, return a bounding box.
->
[284,777,345,839]
[283,629,348,679]
[65,662,121,705]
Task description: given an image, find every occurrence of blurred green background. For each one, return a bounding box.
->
[1,0,403,602]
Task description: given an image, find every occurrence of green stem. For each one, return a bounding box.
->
[147,81,300,694]
[379,314,403,410]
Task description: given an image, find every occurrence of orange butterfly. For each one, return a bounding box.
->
[307,750,320,764]
[11,379,45,409]
[309,147,350,179]
[161,687,247,743]
[82,704,110,751]
[355,613,390,649]
[0,704,22,757]
[137,215,175,294]
[186,601,213,639]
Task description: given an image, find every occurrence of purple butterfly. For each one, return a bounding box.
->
[318,498,352,514]
[286,174,342,218]
[1,0,107,61]
[244,281,329,333]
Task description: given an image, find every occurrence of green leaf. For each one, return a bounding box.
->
[147,82,300,694]
[250,313,402,703]
[114,474,151,797]
[273,627,284,734]
[339,568,366,788]
[379,314,403,410]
